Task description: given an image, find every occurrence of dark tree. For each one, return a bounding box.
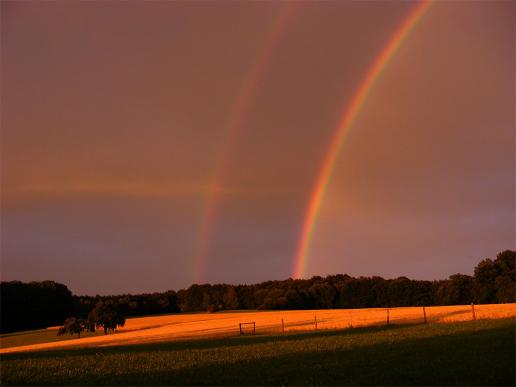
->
[473,250,515,303]
[222,287,239,309]
[436,274,473,305]
[88,302,125,335]
[309,283,336,309]
[493,250,516,303]
[57,317,95,338]
[0,281,75,333]
[474,258,499,303]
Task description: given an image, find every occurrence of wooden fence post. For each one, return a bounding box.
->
[314,315,318,330]
[471,303,476,320]
[281,318,285,334]
[386,308,390,325]
[423,306,427,324]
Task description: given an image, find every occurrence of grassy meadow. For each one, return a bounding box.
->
[0,328,104,349]
[1,318,514,386]
[2,303,514,354]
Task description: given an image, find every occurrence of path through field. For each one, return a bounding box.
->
[1,303,514,354]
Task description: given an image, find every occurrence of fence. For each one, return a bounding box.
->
[239,322,256,335]
[237,303,513,336]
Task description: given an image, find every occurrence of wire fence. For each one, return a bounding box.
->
[238,303,516,335]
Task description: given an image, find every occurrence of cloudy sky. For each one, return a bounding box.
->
[1,0,514,295]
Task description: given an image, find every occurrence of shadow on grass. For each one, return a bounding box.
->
[5,319,514,386]
[430,308,472,319]
[1,323,411,361]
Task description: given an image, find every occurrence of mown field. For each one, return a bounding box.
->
[1,318,514,386]
[1,303,514,353]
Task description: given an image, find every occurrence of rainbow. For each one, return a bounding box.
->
[293,0,433,279]
[193,3,295,283]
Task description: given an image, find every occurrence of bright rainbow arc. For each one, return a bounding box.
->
[293,0,433,279]
[193,4,295,283]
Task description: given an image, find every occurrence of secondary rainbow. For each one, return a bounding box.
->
[193,3,295,283]
[293,0,433,279]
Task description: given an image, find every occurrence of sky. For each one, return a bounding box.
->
[1,0,514,295]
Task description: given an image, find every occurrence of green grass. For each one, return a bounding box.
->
[1,318,514,386]
[0,328,104,349]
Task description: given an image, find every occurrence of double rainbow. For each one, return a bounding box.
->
[193,3,295,283]
[293,0,433,279]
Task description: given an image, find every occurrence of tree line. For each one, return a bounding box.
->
[1,250,514,333]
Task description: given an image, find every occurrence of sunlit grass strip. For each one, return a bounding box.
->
[2,303,514,354]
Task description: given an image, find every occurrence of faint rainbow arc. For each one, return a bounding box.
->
[293,0,433,279]
[193,3,295,283]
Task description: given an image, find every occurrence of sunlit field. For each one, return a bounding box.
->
[1,318,514,386]
[1,303,514,354]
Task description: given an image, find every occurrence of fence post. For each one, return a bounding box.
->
[471,303,476,320]
[386,308,390,325]
[281,318,285,334]
[253,322,256,334]
[239,323,242,335]
[423,306,427,323]
[314,315,318,330]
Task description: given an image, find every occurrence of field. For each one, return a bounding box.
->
[1,318,514,386]
[0,328,104,350]
[1,303,514,354]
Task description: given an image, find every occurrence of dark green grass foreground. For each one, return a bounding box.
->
[1,318,514,386]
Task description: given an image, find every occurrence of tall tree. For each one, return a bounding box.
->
[88,302,125,335]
